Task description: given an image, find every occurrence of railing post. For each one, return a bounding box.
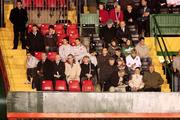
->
[0,0,5,27]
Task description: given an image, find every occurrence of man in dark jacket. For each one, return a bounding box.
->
[100,57,118,91]
[116,21,131,45]
[44,25,58,52]
[99,19,116,47]
[35,53,54,91]
[9,0,28,49]
[26,24,45,54]
[52,54,66,80]
[80,56,96,84]
[143,65,164,92]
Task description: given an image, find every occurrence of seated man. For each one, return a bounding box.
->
[126,49,142,72]
[26,52,39,85]
[44,25,58,52]
[35,53,54,91]
[101,57,118,91]
[108,70,129,92]
[53,54,66,80]
[72,38,87,62]
[113,48,126,62]
[80,56,96,84]
[65,54,81,84]
[143,65,164,92]
[58,37,72,62]
[26,24,45,54]
[135,37,152,71]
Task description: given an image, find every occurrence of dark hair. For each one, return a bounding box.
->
[67,54,75,63]
[115,48,121,52]
[49,25,55,29]
[32,24,38,28]
[139,37,145,41]
[135,67,141,70]
[16,0,22,4]
[75,38,81,41]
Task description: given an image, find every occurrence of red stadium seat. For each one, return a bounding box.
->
[82,80,94,92]
[67,24,77,30]
[34,52,43,60]
[23,0,32,8]
[42,80,53,91]
[54,24,64,30]
[40,24,49,35]
[57,33,66,46]
[47,52,57,61]
[34,0,44,8]
[69,80,80,92]
[27,24,33,33]
[67,24,78,36]
[47,0,57,8]
[55,80,67,91]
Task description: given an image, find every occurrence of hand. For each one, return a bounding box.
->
[128,18,133,22]
[54,74,61,78]
[143,12,149,17]
[86,74,92,78]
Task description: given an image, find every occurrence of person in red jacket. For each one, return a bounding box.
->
[99,2,109,25]
[109,5,124,25]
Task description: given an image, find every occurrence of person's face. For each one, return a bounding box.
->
[140,40,145,45]
[120,21,126,28]
[141,0,147,6]
[149,66,154,73]
[127,5,133,12]
[111,41,116,46]
[107,24,113,28]
[27,54,31,59]
[83,57,89,63]
[42,53,47,61]
[115,50,121,56]
[63,39,68,44]
[115,6,121,12]
[49,28,55,34]
[75,39,81,46]
[67,55,74,63]
[126,40,131,46]
[55,55,61,61]
[135,68,140,74]
[102,48,108,55]
[32,26,38,33]
[16,2,22,9]
[109,59,115,66]
[99,4,104,10]
[131,52,136,57]
[117,60,123,66]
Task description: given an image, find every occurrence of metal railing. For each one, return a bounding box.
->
[152,15,174,91]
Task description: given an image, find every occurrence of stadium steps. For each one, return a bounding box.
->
[0,4,34,91]
[145,37,171,92]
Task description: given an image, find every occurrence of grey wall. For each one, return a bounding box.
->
[7,92,180,113]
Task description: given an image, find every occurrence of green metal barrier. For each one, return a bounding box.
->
[150,14,180,36]
[80,13,99,34]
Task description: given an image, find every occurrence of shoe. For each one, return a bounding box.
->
[12,47,17,49]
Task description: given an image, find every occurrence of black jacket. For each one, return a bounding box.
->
[9,7,28,31]
[52,61,66,80]
[44,33,58,48]
[80,63,96,79]
[116,27,131,44]
[27,31,45,53]
[124,10,137,25]
[97,54,110,69]
[100,26,116,44]
[37,59,54,80]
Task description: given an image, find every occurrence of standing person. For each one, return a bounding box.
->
[173,50,180,91]
[143,65,164,92]
[124,4,137,26]
[9,0,28,49]
[26,24,45,54]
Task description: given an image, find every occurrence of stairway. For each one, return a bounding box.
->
[145,37,171,92]
[0,4,33,91]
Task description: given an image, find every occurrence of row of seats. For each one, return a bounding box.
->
[23,0,66,8]
[28,24,79,46]
[42,80,94,92]
[35,52,57,61]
